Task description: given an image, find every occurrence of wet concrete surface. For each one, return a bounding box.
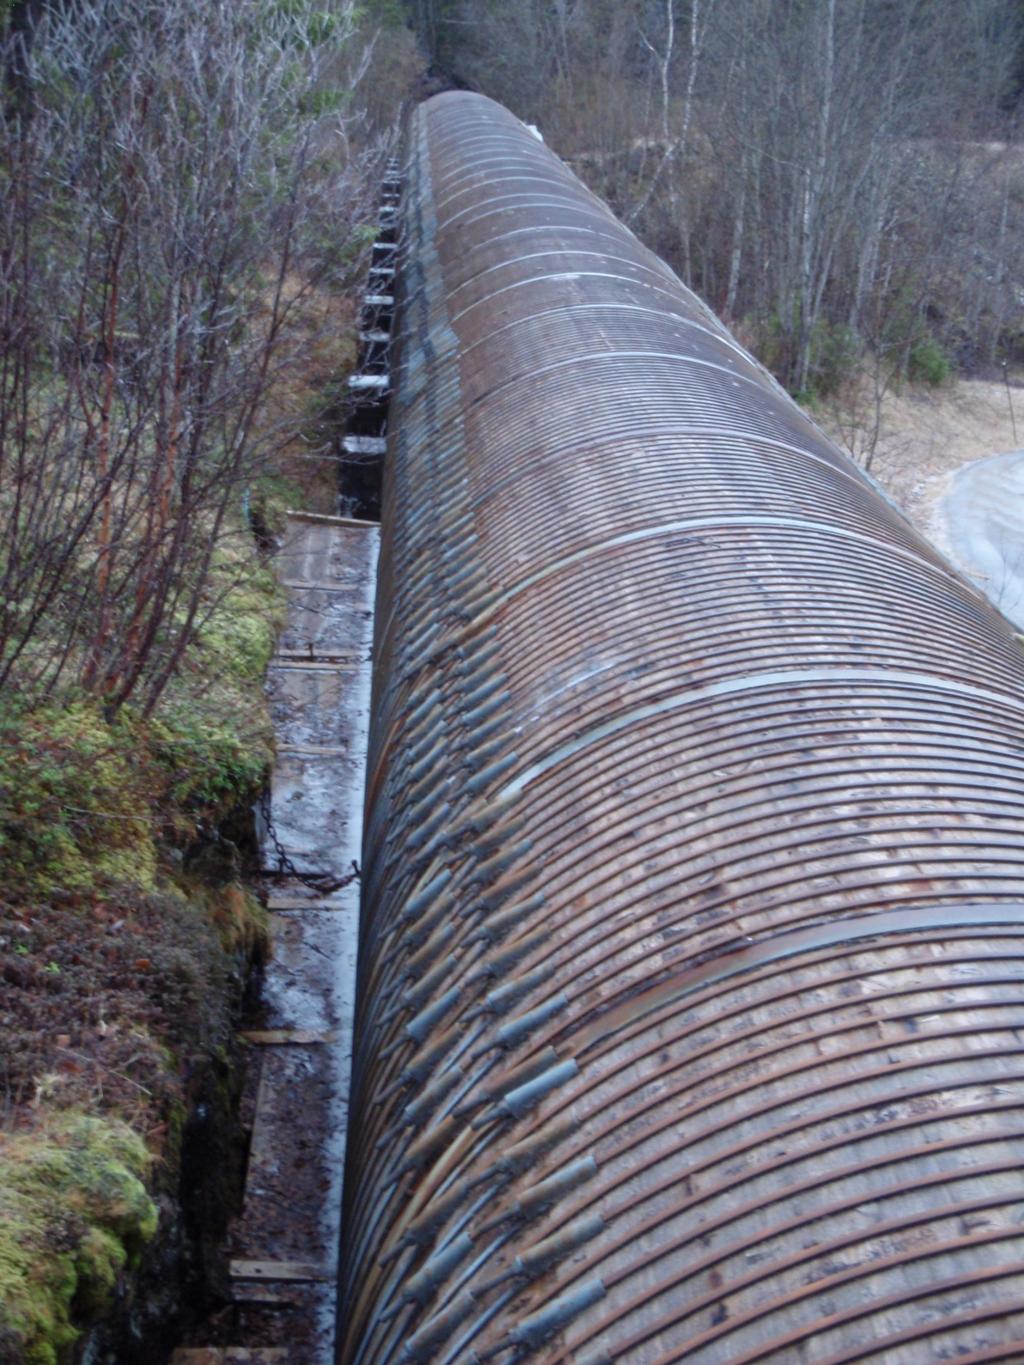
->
[227,513,377,1365]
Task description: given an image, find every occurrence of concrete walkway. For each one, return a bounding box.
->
[174,512,377,1365]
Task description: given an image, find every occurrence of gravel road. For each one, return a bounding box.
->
[938,448,1024,630]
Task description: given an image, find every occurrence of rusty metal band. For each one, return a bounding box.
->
[614,1239,1024,1363]
[517,936,1024,1166]
[576,1190,1024,1357]
[590,1142,1024,1297]
[501,1039,1024,1184]
[562,1091,1024,1287]
[816,1308,1024,1365]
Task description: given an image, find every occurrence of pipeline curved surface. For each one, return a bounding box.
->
[339,92,1024,1364]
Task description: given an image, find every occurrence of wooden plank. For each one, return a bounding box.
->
[230,1281,303,1306]
[274,652,363,668]
[170,1353,289,1364]
[275,744,350,757]
[266,652,357,668]
[265,897,352,911]
[224,1350,290,1362]
[242,1048,273,1188]
[240,1029,337,1046]
[284,508,377,529]
[230,1259,335,1283]
[279,578,364,590]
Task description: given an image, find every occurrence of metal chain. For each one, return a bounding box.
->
[258,788,360,893]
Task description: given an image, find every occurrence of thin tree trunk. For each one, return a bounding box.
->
[81,216,125,690]
[724,162,746,320]
[794,0,835,393]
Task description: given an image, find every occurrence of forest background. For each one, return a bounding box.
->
[413,0,1024,466]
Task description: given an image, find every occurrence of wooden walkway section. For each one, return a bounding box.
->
[175,510,377,1365]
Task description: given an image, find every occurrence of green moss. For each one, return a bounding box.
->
[0,700,158,898]
[73,1228,126,1318]
[0,529,283,869]
[0,1114,157,1364]
[150,543,283,816]
[200,562,283,683]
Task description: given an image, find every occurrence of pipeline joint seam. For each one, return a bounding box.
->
[573,902,1024,1058]
[499,666,1024,802]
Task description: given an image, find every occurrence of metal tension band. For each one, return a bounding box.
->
[580,903,1024,1051]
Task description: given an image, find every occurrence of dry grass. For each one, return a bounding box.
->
[254,272,361,517]
[820,372,1024,543]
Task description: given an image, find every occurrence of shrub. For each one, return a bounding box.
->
[0,701,158,898]
[809,320,861,397]
[908,336,952,386]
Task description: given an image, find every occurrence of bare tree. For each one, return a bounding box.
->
[428,0,1024,398]
[0,0,386,714]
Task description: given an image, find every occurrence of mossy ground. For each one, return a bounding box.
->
[0,530,281,1364]
[0,1115,156,1365]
